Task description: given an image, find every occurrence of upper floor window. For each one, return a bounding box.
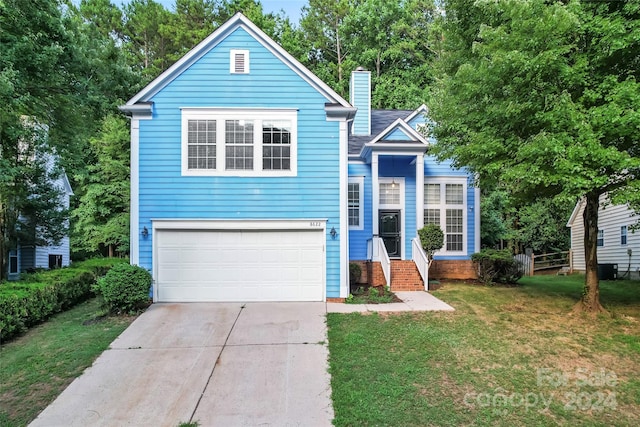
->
[348,177,364,230]
[181,109,297,176]
[597,229,604,247]
[621,226,627,246]
[424,179,466,253]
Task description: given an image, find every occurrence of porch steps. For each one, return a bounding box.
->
[390,260,424,291]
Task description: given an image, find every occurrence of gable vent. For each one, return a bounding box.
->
[230,49,249,74]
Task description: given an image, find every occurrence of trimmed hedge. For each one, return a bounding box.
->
[0,258,127,342]
[471,249,523,285]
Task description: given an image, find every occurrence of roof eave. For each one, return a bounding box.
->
[325,104,357,121]
[119,102,153,118]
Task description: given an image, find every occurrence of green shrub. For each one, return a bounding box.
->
[0,270,95,341]
[349,262,362,286]
[471,249,523,285]
[95,264,152,314]
[418,224,444,261]
[71,257,128,278]
[0,258,124,342]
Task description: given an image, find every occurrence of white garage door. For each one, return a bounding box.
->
[155,229,324,302]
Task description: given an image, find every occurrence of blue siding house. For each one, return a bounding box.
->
[121,13,479,303]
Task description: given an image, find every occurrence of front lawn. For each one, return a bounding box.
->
[327,275,640,426]
[0,298,135,426]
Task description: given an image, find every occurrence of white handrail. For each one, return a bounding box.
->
[412,237,429,291]
[370,236,391,287]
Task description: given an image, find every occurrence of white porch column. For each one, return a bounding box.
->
[416,153,424,230]
[372,153,379,236]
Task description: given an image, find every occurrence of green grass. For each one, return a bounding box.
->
[0,298,135,426]
[327,275,640,426]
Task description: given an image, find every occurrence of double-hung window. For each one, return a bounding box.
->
[621,226,627,246]
[423,178,466,254]
[182,109,297,176]
[597,230,604,247]
[348,177,364,230]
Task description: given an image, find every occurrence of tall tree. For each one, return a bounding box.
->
[343,0,436,108]
[431,0,640,313]
[300,0,354,96]
[122,0,174,80]
[0,0,73,278]
[162,0,218,65]
[72,115,130,257]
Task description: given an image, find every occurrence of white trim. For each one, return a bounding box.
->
[130,118,141,265]
[370,118,429,145]
[475,186,481,253]
[180,108,297,177]
[567,198,585,227]
[124,13,350,108]
[378,177,405,259]
[424,176,468,256]
[404,104,429,123]
[230,49,249,73]
[416,154,424,229]
[152,218,327,230]
[339,120,349,298]
[372,153,379,236]
[348,176,365,231]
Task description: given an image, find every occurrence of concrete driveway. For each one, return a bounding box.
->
[30,302,333,427]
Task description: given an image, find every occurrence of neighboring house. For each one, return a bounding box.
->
[567,197,640,279]
[7,169,73,280]
[120,13,479,303]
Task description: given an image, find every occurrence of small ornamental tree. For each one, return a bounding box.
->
[417,224,444,263]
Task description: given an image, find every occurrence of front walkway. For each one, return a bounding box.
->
[327,291,455,313]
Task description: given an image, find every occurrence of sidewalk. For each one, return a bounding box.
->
[326,291,454,313]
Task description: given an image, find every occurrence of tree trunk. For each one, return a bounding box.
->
[108,244,114,258]
[574,191,606,313]
[336,23,342,84]
[0,204,5,281]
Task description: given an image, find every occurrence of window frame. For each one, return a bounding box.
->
[348,177,364,230]
[597,229,604,247]
[621,226,627,246]
[181,108,297,177]
[423,177,467,255]
[8,250,18,274]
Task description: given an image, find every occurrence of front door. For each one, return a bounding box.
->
[379,210,401,258]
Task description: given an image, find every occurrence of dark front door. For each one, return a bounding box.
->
[379,210,401,258]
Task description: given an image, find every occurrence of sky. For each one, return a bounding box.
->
[112,0,309,24]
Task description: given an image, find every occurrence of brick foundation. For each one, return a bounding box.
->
[349,260,387,287]
[390,260,424,291]
[350,260,369,285]
[429,260,478,280]
[326,297,345,303]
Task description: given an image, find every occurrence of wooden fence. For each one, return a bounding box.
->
[515,250,572,276]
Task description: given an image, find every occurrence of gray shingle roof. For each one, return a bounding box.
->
[348,109,413,156]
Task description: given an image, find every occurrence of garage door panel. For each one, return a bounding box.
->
[155,228,324,302]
